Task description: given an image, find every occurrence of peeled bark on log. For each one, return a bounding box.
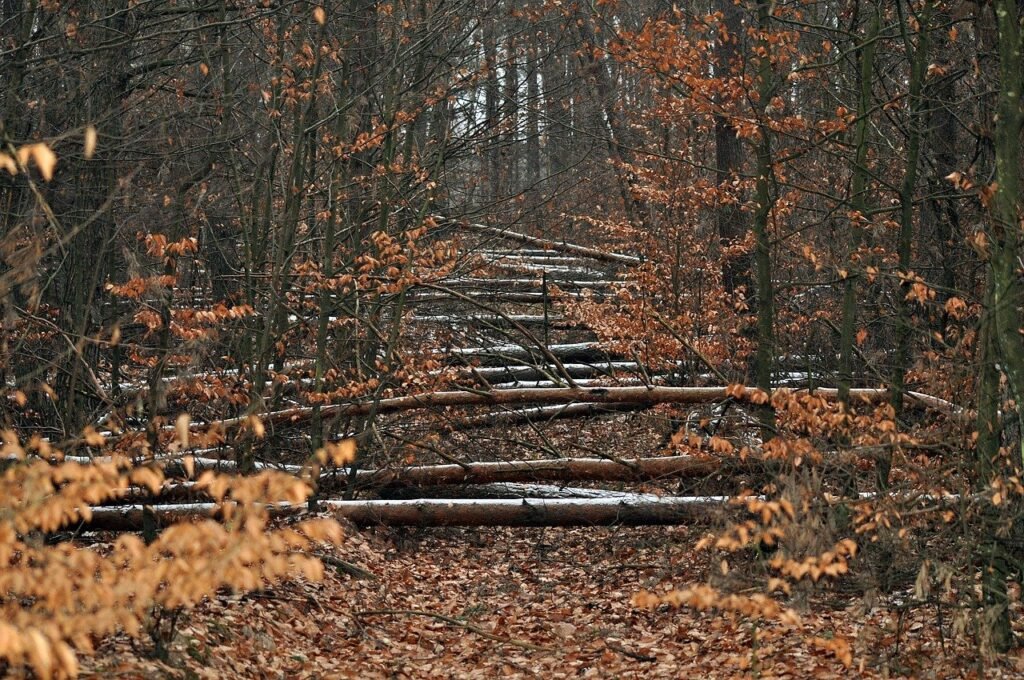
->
[440,217,642,265]
[81,496,726,530]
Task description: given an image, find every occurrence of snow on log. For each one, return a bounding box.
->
[438,217,642,265]
[82,496,726,530]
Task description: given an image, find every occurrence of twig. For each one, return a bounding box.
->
[313,553,377,580]
[605,641,657,662]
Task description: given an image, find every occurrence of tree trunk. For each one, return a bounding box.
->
[714,0,752,297]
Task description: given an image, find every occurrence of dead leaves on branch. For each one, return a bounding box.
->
[0,429,344,678]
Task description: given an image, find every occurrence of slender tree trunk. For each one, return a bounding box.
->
[750,0,777,431]
[714,0,751,298]
[892,0,931,425]
[839,5,879,407]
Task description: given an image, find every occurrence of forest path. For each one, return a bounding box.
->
[79,524,1008,679]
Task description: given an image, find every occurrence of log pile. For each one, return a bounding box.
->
[71,222,963,531]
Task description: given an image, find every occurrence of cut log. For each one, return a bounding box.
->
[153,454,749,488]
[81,496,726,530]
[443,278,616,290]
[350,455,745,490]
[379,483,670,500]
[207,385,721,433]
[441,217,642,265]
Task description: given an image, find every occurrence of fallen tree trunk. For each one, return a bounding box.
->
[107,385,963,444]
[158,454,755,489]
[211,384,711,432]
[378,483,669,500]
[349,455,746,489]
[227,385,963,430]
[440,217,642,265]
[81,496,727,530]
[447,402,649,429]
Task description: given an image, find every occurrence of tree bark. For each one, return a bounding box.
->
[714,0,752,297]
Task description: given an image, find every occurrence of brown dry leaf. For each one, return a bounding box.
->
[175,413,191,448]
[83,125,97,159]
[82,426,106,447]
[17,143,58,180]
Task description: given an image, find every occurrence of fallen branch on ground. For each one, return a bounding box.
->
[97,385,964,444]
[439,216,642,265]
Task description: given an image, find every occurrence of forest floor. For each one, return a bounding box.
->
[80,521,1024,679]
